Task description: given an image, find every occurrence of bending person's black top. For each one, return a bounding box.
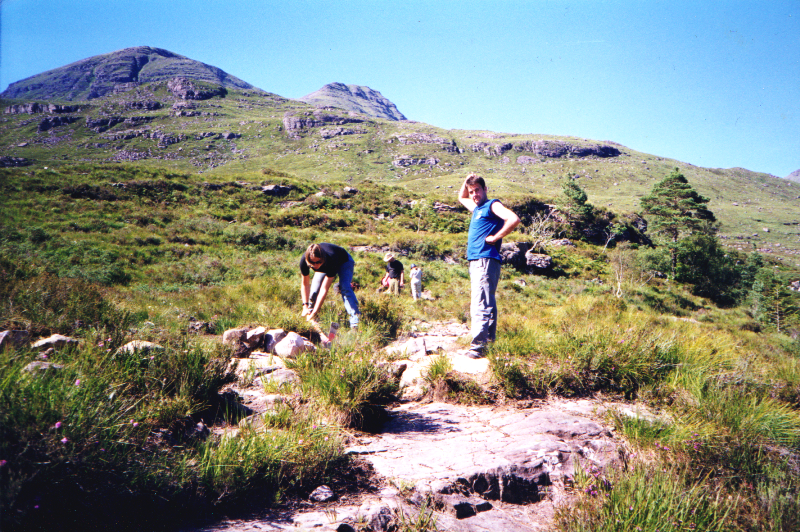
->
[299,243,351,277]
[385,259,404,279]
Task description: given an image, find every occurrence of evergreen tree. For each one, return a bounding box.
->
[675,233,740,305]
[747,268,799,333]
[559,177,596,242]
[561,178,594,223]
[640,169,716,274]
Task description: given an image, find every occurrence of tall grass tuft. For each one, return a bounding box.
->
[289,340,398,430]
[557,461,735,532]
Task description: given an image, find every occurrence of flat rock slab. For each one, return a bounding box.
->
[349,401,616,487]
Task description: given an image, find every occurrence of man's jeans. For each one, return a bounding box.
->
[309,257,360,328]
[469,258,501,352]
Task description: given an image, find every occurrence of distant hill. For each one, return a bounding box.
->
[786,169,800,183]
[0,46,260,101]
[298,83,407,121]
[1,47,798,263]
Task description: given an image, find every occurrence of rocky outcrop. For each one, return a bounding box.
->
[5,103,81,114]
[500,242,554,272]
[126,100,162,110]
[786,169,800,183]
[0,156,31,167]
[319,127,364,138]
[38,116,80,132]
[283,109,364,138]
[392,155,439,168]
[471,139,621,160]
[167,77,227,100]
[395,132,459,153]
[261,184,295,196]
[85,115,153,133]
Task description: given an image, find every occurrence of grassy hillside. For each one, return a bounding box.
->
[2,79,800,531]
[2,81,798,266]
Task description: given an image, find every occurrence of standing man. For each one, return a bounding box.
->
[382,252,405,296]
[458,173,521,358]
[300,243,360,329]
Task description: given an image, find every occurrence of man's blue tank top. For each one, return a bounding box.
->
[467,199,504,261]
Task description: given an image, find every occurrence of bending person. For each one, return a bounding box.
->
[299,243,360,329]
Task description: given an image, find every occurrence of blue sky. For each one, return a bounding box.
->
[2,0,798,177]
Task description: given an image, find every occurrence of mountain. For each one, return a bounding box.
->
[298,83,407,121]
[786,169,800,183]
[0,46,260,101]
[1,48,798,262]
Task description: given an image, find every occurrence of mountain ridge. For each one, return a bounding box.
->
[298,82,407,121]
[1,46,260,101]
[1,47,798,263]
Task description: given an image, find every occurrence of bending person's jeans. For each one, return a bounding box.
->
[309,257,360,328]
[469,257,501,352]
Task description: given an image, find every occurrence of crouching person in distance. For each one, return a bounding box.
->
[300,243,360,329]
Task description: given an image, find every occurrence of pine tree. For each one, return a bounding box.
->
[640,169,716,274]
[561,178,594,223]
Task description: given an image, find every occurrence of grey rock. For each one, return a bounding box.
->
[261,368,299,387]
[23,361,65,374]
[0,330,30,349]
[167,77,227,100]
[261,184,294,196]
[245,326,266,349]
[309,484,335,502]
[358,501,394,532]
[436,494,492,519]
[525,252,553,270]
[273,332,309,358]
[0,156,30,167]
[115,340,164,356]
[188,421,210,442]
[31,334,78,351]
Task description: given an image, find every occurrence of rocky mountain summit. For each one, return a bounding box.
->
[1,46,259,101]
[299,83,407,121]
[786,169,800,183]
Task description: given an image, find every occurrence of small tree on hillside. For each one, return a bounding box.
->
[747,268,799,333]
[640,169,716,274]
[561,177,594,223]
[559,177,595,240]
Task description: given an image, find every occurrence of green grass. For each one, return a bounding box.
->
[3,77,799,264]
[557,460,734,532]
[1,158,799,530]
